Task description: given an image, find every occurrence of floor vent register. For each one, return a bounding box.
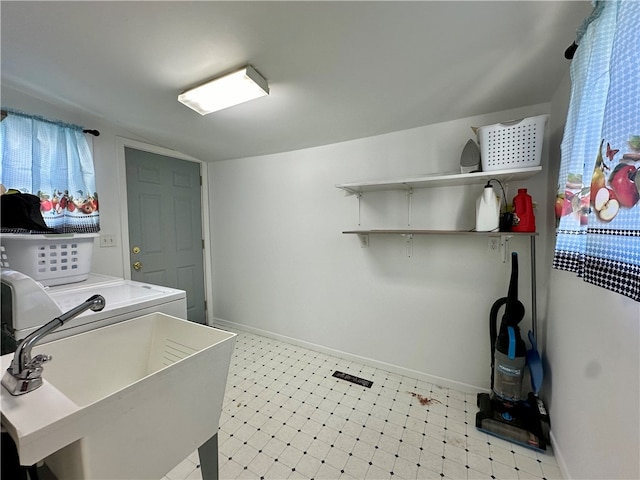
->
[332,370,373,388]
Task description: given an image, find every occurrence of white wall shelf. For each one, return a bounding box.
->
[338,166,542,333]
[342,230,536,263]
[335,166,542,194]
[337,165,542,228]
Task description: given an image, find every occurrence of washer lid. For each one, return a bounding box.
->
[47,280,185,315]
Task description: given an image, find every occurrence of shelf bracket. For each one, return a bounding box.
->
[499,234,512,263]
[401,233,413,257]
[406,187,413,227]
[356,233,369,248]
[356,193,363,226]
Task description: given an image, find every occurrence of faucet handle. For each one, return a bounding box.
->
[27,354,52,369]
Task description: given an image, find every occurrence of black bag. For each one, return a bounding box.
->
[0,192,55,232]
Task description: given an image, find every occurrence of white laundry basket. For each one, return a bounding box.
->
[0,233,97,286]
[477,115,548,171]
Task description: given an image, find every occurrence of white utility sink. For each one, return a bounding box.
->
[1,313,236,479]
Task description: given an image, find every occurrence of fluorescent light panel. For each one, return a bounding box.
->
[178,65,269,115]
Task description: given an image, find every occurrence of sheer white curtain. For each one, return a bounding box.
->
[553,0,640,301]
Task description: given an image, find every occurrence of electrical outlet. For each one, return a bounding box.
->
[100,234,117,248]
[488,237,500,255]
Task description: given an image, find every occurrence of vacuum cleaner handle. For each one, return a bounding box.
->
[489,297,507,389]
[504,253,525,326]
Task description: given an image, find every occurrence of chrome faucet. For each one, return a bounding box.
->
[1,294,106,396]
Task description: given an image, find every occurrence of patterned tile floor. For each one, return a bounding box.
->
[164,327,561,480]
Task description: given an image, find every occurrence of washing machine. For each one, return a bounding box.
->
[1,269,187,348]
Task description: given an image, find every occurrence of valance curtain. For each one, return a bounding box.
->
[553,0,640,302]
[0,109,100,233]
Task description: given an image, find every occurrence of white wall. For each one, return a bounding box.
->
[544,73,640,480]
[209,103,552,392]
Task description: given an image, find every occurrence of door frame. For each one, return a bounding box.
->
[116,136,213,326]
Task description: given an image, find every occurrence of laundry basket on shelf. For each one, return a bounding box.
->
[477,115,548,171]
[0,233,97,286]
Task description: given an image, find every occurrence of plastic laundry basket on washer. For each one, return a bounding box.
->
[0,233,97,286]
[477,115,548,172]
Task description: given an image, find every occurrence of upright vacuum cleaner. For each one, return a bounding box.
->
[476,252,550,451]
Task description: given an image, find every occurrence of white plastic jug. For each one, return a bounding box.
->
[476,183,500,232]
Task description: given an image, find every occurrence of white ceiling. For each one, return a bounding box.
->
[1,1,592,162]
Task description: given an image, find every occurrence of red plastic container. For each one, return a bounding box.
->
[512,188,535,232]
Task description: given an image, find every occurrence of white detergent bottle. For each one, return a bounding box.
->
[476,182,500,232]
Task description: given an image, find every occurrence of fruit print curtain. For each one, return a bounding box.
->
[554,0,640,302]
[0,109,100,233]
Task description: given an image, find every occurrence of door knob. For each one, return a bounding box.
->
[133,261,143,271]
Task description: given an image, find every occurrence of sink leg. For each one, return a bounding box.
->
[198,433,219,480]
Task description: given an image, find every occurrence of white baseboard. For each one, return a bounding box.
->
[212,317,489,395]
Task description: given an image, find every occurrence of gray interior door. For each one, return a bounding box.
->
[125,147,206,323]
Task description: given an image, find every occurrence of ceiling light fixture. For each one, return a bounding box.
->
[178,65,269,115]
